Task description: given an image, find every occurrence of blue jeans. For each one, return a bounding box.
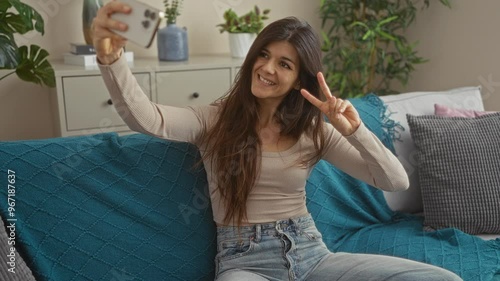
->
[215,214,462,281]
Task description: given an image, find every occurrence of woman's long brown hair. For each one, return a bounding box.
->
[199,17,326,226]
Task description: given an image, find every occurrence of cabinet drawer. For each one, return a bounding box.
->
[63,73,151,131]
[156,68,230,107]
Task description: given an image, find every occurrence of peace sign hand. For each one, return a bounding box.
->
[300,72,361,136]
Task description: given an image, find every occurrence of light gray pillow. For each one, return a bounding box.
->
[379,86,483,214]
[0,216,36,281]
[406,112,500,235]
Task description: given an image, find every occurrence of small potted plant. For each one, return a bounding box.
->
[157,0,188,61]
[216,6,270,58]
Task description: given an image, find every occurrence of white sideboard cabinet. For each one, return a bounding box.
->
[49,55,243,137]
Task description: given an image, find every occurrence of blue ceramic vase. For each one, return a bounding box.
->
[157,24,189,61]
[82,0,103,45]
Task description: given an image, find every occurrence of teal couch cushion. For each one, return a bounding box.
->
[0,134,216,280]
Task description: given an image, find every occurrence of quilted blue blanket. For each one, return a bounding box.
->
[0,95,499,281]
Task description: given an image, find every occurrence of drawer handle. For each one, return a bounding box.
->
[192,92,200,98]
[107,99,113,105]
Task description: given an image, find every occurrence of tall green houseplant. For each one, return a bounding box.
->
[320,0,450,98]
[0,0,55,87]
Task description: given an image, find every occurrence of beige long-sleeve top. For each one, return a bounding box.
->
[98,55,409,225]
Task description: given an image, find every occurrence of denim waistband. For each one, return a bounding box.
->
[216,213,315,238]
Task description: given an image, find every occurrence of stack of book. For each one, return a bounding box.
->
[63,43,134,66]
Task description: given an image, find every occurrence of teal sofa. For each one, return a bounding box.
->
[0,95,499,281]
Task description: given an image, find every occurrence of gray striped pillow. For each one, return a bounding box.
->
[407,112,500,235]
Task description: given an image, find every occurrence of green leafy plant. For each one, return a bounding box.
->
[163,0,182,25]
[320,0,450,98]
[0,0,55,87]
[217,6,270,34]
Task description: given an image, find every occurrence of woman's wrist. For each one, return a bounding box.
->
[342,120,362,137]
[97,49,123,65]
[97,54,120,65]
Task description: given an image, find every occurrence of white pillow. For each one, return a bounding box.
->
[379,86,484,213]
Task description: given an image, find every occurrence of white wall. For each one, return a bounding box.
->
[401,0,500,111]
[0,0,321,140]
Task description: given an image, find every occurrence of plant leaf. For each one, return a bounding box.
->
[32,7,45,34]
[0,0,11,13]
[15,45,55,87]
[378,16,398,27]
[8,0,33,32]
[3,13,30,34]
[217,6,270,34]
[378,31,397,41]
[439,0,451,8]
[5,0,45,35]
[0,34,19,69]
[349,21,369,30]
[362,30,373,41]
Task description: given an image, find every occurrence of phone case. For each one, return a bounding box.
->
[111,0,162,48]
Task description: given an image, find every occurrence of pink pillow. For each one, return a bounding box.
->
[434,103,495,117]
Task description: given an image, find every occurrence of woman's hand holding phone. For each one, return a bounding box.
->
[92,0,162,65]
[91,1,131,65]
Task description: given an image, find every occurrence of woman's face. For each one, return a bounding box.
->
[251,41,300,104]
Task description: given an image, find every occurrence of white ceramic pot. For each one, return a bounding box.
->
[228,33,257,58]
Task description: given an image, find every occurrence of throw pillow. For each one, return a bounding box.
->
[379,87,483,214]
[434,103,496,117]
[406,112,500,235]
[0,218,36,280]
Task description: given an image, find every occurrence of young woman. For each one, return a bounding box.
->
[92,2,462,280]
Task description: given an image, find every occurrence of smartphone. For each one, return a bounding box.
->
[110,0,162,48]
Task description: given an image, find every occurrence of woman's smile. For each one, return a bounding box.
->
[258,74,276,86]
